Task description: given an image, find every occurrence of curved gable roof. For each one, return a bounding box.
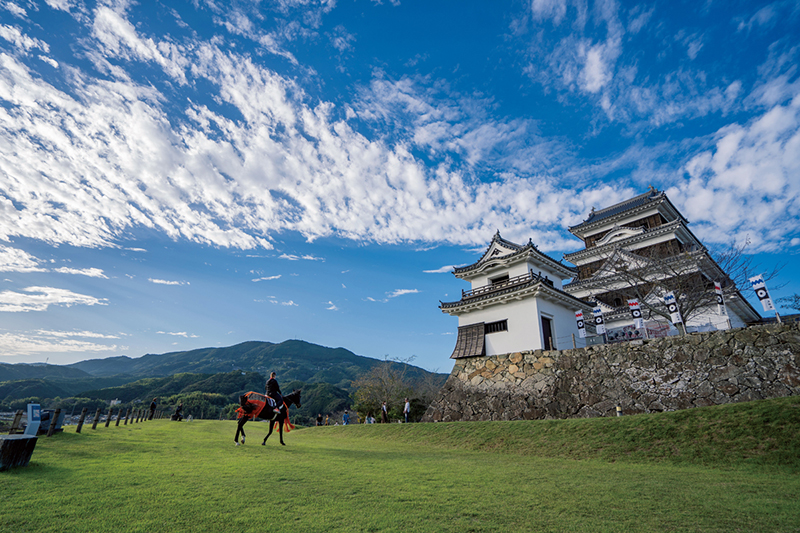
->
[453,231,575,278]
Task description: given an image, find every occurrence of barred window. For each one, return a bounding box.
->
[485,320,508,334]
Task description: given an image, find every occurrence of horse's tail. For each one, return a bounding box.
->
[281,402,295,432]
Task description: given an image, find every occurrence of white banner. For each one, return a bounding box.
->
[627,299,644,329]
[592,306,606,335]
[714,281,728,316]
[575,310,586,338]
[749,275,775,312]
[663,292,682,324]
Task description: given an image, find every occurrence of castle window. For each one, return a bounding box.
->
[490,274,509,285]
[485,320,508,334]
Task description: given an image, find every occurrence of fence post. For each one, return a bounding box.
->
[116,409,122,426]
[105,407,113,428]
[76,407,88,433]
[91,408,102,430]
[8,410,24,434]
[124,409,130,425]
[47,408,62,437]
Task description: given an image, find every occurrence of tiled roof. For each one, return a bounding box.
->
[454,231,574,277]
[569,188,663,231]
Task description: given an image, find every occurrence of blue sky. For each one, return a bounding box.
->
[0,0,798,371]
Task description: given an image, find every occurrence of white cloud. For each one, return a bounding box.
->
[668,97,800,251]
[0,286,107,312]
[0,246,46,272]
[0,331,118,357]
[54,267,108,278]
[0,1,796,264]
[387,289,419,298]
[280,300,298,306]
[148,278,189,286]
[325,300,338,310]
[252,275,281,281]
[3,3,26,18]
[34,329,120,339]
[0,24,49,52]
[156,331,199,338]
[423,265,457,274]
[279,254,324,261]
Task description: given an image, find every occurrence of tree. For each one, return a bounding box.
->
[593,239,783,333]
[777,294,800,312]
[351,357,416,421]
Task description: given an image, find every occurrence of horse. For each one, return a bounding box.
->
[234,389,301,446]
[261,389,302,446]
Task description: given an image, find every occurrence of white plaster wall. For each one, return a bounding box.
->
[534,297,588,350]
[456,296,587,354]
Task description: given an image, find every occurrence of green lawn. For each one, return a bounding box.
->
[2,397,799,532]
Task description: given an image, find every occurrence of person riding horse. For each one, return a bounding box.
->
[266,372,282,417]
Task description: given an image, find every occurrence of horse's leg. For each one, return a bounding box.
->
[235,418,247,444]
[262,420,274,445]
[278,416,286,446]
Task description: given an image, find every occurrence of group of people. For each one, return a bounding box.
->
[148,397,184,421]
[313,397,412,426]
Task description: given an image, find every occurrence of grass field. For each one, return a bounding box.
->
[2,397,799,533]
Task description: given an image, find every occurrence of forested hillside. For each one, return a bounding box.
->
[65,340,405,389]
[0,340,448,425]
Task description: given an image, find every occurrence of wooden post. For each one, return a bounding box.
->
[47,409,62,437]
[8,410,23,434]
[135,410,140,423]
[572,333,576,349]
[124,408,130,425]
[75,407,88,433]
[105,407,113,427]
[115,409,122,426]
[91,408,102,430]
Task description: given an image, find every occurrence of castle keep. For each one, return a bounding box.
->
[429,189,791,422]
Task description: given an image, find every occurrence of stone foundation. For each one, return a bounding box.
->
[422,322,800,422]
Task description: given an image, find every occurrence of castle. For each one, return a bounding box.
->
[440,187,761,360]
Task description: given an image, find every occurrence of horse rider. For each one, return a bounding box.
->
[266,372,283,417]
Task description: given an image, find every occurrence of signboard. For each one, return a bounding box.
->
[714,281,728,316]
[575,310,586,338]
[663,292,682,324]
[24,403,41,436]
[627,299,644,329]
[592,306,606,335]
[749,275,775,312]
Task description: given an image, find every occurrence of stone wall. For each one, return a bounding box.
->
[422,322,800,422]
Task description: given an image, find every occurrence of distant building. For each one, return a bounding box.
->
[562,187,760,337]
[440,232,593,358]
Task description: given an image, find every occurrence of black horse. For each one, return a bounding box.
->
[234,389,302,447]
[261,389,301,446]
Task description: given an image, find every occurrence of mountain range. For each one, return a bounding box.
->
[0,340,447,403]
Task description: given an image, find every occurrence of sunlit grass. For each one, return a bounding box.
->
[2,397,798,532]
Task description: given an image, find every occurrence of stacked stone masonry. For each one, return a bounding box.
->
[422,322,800,422]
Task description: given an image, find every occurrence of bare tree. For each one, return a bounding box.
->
[710,237,785,295]
[351,356,415,419]
[593,238,780,333]
[777,294,800,312]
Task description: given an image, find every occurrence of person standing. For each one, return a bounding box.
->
[265,372,282,416]
[403,398,410,423]
[149,398,157,420]
[381,401,389,423]
[343,410,350,425]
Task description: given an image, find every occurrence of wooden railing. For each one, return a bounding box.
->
[460,269,554,300]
